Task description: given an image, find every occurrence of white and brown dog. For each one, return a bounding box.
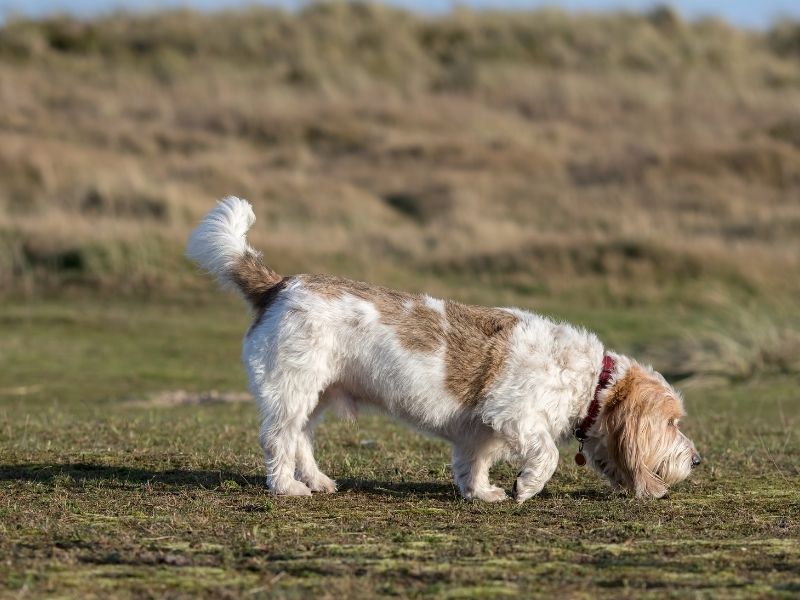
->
[187,197,701,502]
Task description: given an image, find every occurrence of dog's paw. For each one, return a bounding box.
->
[476,486,508,503]
[272,480,312,497]
[307,473,337,494]
[463,485,507,502]
[512,475,544,503]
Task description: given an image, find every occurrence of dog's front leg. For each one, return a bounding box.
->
[452,438,507,502]
[512,429,559,503]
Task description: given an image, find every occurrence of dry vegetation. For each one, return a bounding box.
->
[0,3,798,305]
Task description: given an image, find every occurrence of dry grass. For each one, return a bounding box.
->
[679,306,800,384]
[0,3,798,303]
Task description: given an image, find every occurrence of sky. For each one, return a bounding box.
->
[0,1,798,30]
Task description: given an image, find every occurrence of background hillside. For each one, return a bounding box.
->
[1,3,799,306]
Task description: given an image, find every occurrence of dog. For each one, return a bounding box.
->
[187,197,700,502]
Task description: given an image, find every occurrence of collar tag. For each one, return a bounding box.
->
[575,441,587,466]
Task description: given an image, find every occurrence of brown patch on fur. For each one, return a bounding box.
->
[233,252,282,304]
[601,365,682,498]
[299,274,407,304]
[299,275,518,403]
[300,274,445,352]
[232,252,288,333]
[443,302,518,406]
[399,302,446,352]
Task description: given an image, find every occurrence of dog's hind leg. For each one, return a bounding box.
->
[294,399,337,493]
[452,433,507,502]
[295,429,337,493]
[258,406,313,496]
[256,377,329,496]
[247,311,338,496]
[254,370,341,495]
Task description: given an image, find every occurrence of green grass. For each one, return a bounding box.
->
[1,296,798,598]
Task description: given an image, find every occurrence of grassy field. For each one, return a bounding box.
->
[1,297,798,598]
[1,3,799,598]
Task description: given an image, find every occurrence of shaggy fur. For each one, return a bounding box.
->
[187,197,700,501]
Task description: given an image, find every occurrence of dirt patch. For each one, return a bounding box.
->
[129,390,251,408]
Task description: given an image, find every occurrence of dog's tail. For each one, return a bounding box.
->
[186,196,281,306]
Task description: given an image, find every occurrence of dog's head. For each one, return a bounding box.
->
[581,361,700,498]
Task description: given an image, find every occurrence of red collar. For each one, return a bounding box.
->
[574,354,615,442]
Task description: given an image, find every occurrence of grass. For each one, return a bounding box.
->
[0,297,798,598]
[0,3,799,597]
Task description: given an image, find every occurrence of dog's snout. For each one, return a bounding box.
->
[691,452,702,468]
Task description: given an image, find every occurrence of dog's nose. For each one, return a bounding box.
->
[691,453,702,468]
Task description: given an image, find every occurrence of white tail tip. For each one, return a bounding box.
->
[186,196,257,289]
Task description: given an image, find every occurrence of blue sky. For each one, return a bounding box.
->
[1,1,798,29]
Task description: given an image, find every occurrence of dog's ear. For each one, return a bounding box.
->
[603,367,668,499]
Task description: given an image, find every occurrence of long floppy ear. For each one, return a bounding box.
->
[603,367,668,499]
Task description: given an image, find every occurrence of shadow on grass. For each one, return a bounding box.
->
[0,462,257,488]
[0,463,456,499]
[0,463,611,501]
[337,478,458,499]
